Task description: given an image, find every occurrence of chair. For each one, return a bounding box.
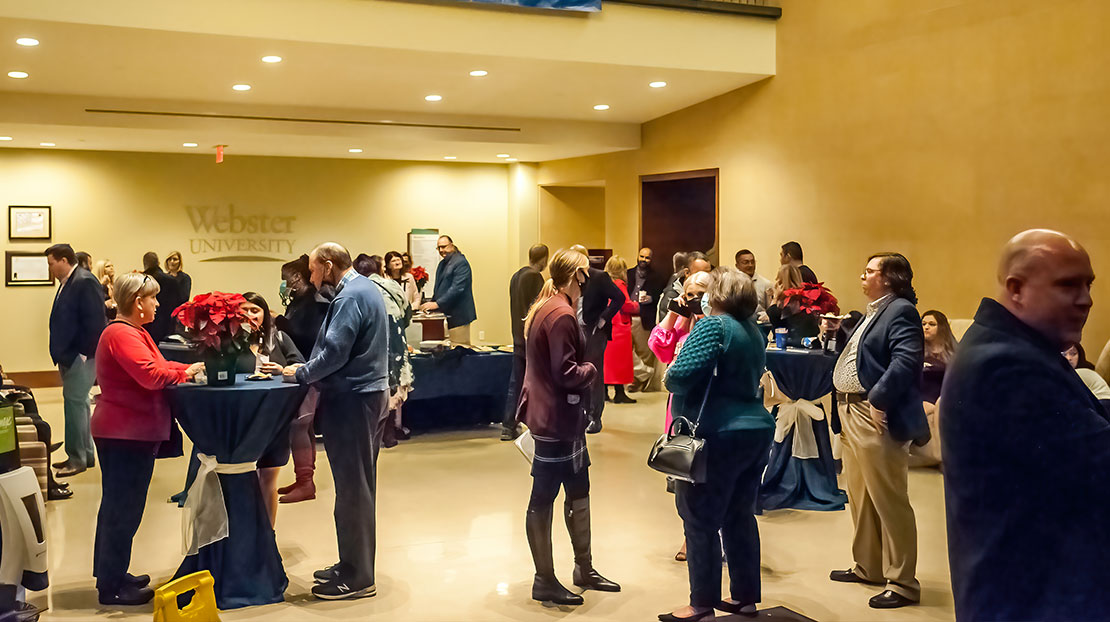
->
[949,319,973,342]
[152,571,221,622]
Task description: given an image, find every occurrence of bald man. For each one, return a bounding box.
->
[285,242,389,600]
[941,229,1108,621]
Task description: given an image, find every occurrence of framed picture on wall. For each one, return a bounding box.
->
[5,251,54,287]
[8,205,52,241]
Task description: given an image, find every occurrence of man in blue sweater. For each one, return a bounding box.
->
[420,235,477,344]
[285,242,389,600]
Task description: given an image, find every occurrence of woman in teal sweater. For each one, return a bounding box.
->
[659,268,775,622]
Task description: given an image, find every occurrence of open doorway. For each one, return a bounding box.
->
[640,169,719,273]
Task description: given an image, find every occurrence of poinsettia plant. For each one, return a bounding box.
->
[172,292,252,357]
[782,282,840,316]
[411,265,429,290]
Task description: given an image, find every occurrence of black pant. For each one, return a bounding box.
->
[503,346,527,430]
[93,438,158,592]
[318,390,387,588]
[584,329,609,421]
[675,429,774,608]
[528,464,591,510]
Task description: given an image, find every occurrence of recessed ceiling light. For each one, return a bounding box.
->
[7,71,29,79]
[261,55,282,63]
[469,70,488,77]
[232,83,251,91]
[496,154,510,158]
[183,142,198,148]
[348,148,363,153]
[425,94,442,102]
[649,81,667,88]
[593,104,610,111]
[39,142,55,147]
[506,158,519,162]
[0,136,12,141]
[16,38,39,47]
[444,156,457,160]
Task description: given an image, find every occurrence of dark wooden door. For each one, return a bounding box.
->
[640,169,719,273]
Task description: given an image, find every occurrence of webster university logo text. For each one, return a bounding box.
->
[186,205,297,262]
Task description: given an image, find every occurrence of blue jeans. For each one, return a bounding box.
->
[60,355,97,466]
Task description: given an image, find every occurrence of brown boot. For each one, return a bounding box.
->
[278,480,316,503]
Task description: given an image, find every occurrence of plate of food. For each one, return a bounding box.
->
[246,372,272,381]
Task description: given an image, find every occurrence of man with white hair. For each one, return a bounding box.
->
[284,242,389,600]
[942,229,1108,621]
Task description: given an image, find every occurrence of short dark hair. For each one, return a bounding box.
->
[353,253,382,277]
[869,252,917,304]
[734,249,754,261]
[672,252,690,273]
[142,251,159,272]
[781,241,803,262]
[44,244,76,265]
[528,244,549,265]
[282,254,311,282]
[75,251,92,270]
[440,235,454,244]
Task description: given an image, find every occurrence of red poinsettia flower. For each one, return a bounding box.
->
[782,282,840,316]
[411,266,429,282]
[172,291,252,356]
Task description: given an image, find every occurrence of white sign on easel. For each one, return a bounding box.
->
[407,229,440,294]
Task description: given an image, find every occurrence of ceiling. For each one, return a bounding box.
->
[0,3,775,163]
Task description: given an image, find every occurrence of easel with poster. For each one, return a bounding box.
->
[407,229,440,294]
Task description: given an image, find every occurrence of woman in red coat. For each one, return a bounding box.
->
[91,272,202,606]
[603,256,639,404]
[516,248,620,606]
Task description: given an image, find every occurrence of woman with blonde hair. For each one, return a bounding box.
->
[164,251,192,301]
[767,263,818,343]
[603,255,639,404]
[515,248,620,606]
[94,259,117,318]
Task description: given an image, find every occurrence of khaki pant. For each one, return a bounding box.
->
[839,396,920,601]
[448,323,471,345]
[629,317,662,392]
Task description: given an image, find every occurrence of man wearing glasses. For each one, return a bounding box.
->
[420,235,477,345]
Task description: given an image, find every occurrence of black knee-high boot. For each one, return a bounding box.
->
[564,497,621,592]
[526,507,583,604]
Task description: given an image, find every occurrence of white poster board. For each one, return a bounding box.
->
[408,229,440,293]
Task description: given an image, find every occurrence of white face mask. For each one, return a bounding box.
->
[700,292,712,317]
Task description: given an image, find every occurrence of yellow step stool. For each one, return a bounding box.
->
[153,571,221,622]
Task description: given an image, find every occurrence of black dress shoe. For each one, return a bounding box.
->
[98,585,154,606]
[658,609,715,621]
[869,590,917,609]
[613,395,637,404]
[56,464,86,478]
[531,575,583,605]
[125,573,151,588]
[573,567,620,592]
[500,426,521,441]
[51,459,70,469]
[586,419,602,434]
[716,600,757,616]
[49,441,63,453]
[830,568,883,585]
[47,486,73,501]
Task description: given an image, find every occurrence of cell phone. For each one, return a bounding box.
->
[669,297,692,317]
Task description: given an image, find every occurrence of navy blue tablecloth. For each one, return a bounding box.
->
[758,348,846,513]
[166,375,307,609]
[406,349,513,428]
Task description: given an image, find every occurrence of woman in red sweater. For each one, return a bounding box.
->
[92,272,202,606]
[516,248,620,607]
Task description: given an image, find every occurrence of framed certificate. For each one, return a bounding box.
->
[5,251,54,286]
[8,205,52,241]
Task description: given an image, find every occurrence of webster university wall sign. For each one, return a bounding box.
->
[186,204,297,262]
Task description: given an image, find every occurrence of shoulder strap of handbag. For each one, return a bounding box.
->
[690,317,733,436]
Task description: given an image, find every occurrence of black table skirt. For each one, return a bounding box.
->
[166,374,307,609]
[407,349,513,428]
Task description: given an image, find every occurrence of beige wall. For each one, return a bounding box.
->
[539,186,607,252]
[0,149,520,371]
[539,0,1110,355]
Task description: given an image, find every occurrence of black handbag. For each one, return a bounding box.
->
[647,361,718,484]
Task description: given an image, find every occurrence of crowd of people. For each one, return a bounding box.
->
[31,227,1110,620]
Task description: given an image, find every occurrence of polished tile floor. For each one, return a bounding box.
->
[29,389,955,621]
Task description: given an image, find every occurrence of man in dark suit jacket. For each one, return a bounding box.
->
[421,235,477,345]
[942,229,1108,622]
[573,247,624,433]
[830,252,928,610]
[46,243,107,476]
[502,244,548,441]
[625,247,667,392]
[141,251,182,345]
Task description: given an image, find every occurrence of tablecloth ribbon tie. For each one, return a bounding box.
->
[181,453,256,556]
[763,371,827,459]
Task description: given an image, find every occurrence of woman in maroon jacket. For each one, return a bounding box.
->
[516,248,620,606]
[91,272,202,606]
